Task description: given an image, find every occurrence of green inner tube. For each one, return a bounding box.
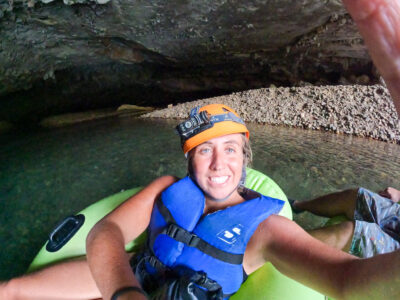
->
[28,168,324,299]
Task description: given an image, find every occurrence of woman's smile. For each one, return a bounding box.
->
[209,175,229,184]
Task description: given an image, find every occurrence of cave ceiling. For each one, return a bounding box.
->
[0,0,373,122]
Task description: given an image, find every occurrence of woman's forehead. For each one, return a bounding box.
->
[198,133,244,146]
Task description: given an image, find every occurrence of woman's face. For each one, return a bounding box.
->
[191,133,244,202]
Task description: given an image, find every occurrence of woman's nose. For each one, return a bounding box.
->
[210,149,225,170]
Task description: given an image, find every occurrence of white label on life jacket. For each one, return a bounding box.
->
[224,231,234,238]
[232,227,241,235]
[217,224,243,244]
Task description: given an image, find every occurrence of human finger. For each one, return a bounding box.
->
[378,188,389,197]
[342,0,400,115]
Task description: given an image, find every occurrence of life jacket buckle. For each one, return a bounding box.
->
[166,223,180,238]
[148,255,160,268]
[166,223,201,248]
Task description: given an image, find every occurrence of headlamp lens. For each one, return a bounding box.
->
[176,110,211,142]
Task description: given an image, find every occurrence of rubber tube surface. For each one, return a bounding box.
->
[28,168,324,300]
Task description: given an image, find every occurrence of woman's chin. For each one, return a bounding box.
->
[206,194,230,203]
[205,188,239,203]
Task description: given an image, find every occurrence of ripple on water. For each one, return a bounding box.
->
[249,123,400,197]
[248,123,400,229]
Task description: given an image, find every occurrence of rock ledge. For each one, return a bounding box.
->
[143,84,400,143]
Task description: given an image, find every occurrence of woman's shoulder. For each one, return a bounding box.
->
[154,175,180,185]
[146,175,180,191]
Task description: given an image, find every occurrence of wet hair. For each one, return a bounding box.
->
[187,134,252,184]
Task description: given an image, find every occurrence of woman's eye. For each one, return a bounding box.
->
[226,147,236,153]
[200,148,211,154]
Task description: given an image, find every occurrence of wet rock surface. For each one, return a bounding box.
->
[143,84,400,143]
[39,104,153,127]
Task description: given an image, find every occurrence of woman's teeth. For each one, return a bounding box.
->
[211,176,228,184]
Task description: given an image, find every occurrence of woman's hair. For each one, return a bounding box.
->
[187,134,252,180]
[242,135,253,168]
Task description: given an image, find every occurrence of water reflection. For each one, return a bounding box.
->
[250,123,400,198]
[248,123,400,230]
[1,117,399,279]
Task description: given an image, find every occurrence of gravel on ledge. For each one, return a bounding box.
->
[142,84,400,144]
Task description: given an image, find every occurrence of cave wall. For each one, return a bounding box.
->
[0,0,373,123]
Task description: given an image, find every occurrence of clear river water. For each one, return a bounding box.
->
[1,117,400,280]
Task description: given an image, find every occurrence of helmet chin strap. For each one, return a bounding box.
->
[239,167,246,186]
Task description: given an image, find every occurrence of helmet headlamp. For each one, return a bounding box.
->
[176,104,249,154]
[176,110,212,142]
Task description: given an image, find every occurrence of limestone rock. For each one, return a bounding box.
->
[0,0,373,123]
[143,85,400,143]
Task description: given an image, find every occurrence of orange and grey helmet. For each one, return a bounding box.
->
[176,103,249,155]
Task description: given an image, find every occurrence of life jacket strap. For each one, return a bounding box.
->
[164,223,244,265]
[156,197,176,224]
[147,255,165,272]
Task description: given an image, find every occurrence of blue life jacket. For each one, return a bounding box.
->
[147,176,284,298]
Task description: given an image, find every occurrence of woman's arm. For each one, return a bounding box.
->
[252,215,400,299]
[344,250,400,300]
[86,175,177,300]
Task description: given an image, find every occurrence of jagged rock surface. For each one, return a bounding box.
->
[0,0,375,123]
[143,85,400,143]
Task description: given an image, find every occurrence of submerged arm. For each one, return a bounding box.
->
[86,175,177,300]
[256,215,400,299]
